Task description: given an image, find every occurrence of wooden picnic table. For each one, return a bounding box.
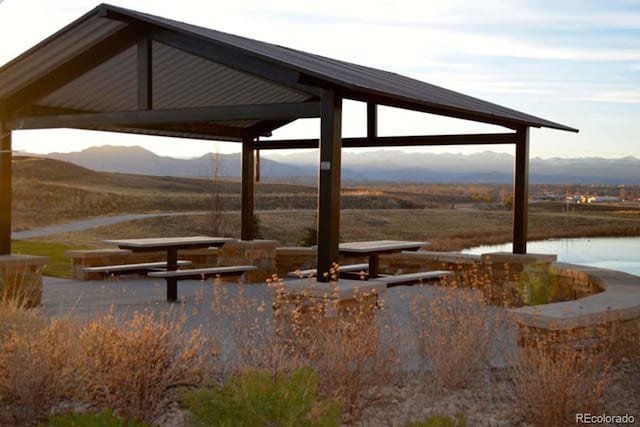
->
[104,236,233,301]
[338,240,428,278]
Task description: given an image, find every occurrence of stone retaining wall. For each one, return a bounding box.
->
[276,248,640,350]
[67,243,640,351]
[510,262,640,353]
[0,254,49,307]
[217,240,278,282]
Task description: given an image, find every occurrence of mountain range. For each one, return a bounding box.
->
[40,145,640,185]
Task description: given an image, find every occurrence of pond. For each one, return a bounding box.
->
[463,237,640,277]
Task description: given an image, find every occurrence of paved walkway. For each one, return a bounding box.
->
[13,209,316,239]
[42,276,516,369]
[42,275,270,323]
[13,212,208,239]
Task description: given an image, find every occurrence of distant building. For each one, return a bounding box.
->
[538,194,565,201]
[566,194,621,204]
[590,196,621,203]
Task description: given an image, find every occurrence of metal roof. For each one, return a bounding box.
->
[0,14,126,99]
[0,3,578,140]
[151,42,309,110]
[39,45,138,112]
[105,4,577,132]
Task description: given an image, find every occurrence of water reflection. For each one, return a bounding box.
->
[463,237,640,276]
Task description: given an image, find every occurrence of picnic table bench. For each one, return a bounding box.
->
[104,236,235,302]
[338,240,428,278]
[148,265,257,281]
[293,241,451,287]
[82,260,193,276]
[376,270,452,287]
[287,263,369,278]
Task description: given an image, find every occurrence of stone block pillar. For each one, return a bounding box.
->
[65,249,132,280]
[0,254,49,307]
[217,240,278,282]
[482,252,558,305]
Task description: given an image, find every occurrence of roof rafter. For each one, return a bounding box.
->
[252,132,518,150]
[6,102,321,131]
[84,122,251,141]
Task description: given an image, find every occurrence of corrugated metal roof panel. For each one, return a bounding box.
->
[37,45,138,112]
[152,42,310,109]
[25,39,311,114]
[0,15,125,99]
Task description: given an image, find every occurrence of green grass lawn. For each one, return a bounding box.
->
[11,240,89,279]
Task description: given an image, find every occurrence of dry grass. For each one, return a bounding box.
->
[511,341,611,427]
[410,286,497,391]
[0,261,637,425]
[0,265,45,308]
[13,156,422,231]
[215,281,300,375]
[199,273,399,423]
[77,310,214,422]
[0,316,80,425]
[29,205,640,251]
[0,298,44,345]
[311,306,398,423]
[273,281,398,422]
[13,156,640,249]
[0,301,215,425]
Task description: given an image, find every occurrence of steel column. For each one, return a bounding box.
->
[137,38,153,110]
[367,102,378,140]
[513,127,530,254]
[317,90,342,281]
[0,124,11,255]
[255,149,261,183]
[166,247,178,302]
[241,138,255,241]
[367,102,377,140]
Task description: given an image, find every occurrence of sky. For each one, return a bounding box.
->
[0,0,638,159]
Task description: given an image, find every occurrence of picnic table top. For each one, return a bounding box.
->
[338,240,428,254]
[104,236,233,249]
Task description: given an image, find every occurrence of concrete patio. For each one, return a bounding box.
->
[41,275,516,370]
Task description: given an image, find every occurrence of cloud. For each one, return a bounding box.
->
[247,0,640,30]
[581,90,640,104]
[406,72,553,96]
[2,0,639,159]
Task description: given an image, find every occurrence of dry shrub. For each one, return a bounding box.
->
[310,301,397,423]
[274,280,399,423]
[411,286,495,390]
[229,289,299,374]
[0,265,44,309]
[511,341,610,427]
[77,310,213,422]
[0,297,45,345]
[201,277,301,377]
[0,317,80,425]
